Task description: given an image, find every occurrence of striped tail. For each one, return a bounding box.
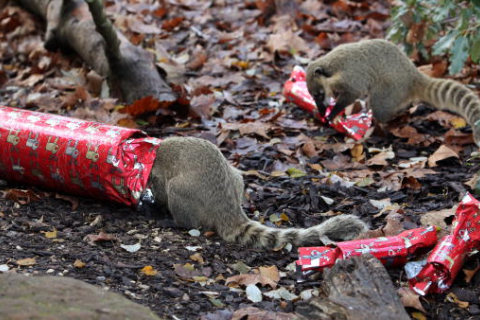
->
[420,78,480,146]
[224,214,368,249]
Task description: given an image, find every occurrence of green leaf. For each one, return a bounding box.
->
[286,168,306,178]
[472,0,480,9]
[432,30,459,55]
[449,36,469,74]
[470,34,480,63]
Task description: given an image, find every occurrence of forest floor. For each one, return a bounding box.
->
[1,0,480,319]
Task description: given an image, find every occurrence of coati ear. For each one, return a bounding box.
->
[314,67,330,77]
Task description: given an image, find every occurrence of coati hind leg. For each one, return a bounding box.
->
[369,89,411,123]
[166,175,207,229]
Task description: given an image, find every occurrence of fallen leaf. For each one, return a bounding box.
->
[226,273,277,289]
[446,292,469,308]
[55,194,79,211]
[398,287,427,313]
[350,143,364,160]
[420,207,455,229]
[190,253,205,264]
[245,284,262,303]
[16,257,36,266]
[428,145,459,167]
[140,265,158,276]
[43,228,57,239]
[259,266,280,283]
[286,167,306,178]
[264,287,299,301]
[73,259,86,268]
[463,265,480,283]
[84,231,117,245]
[120,243,141,253]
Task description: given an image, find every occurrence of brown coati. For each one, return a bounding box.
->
[306,39,480,146]
[148,137,368,249]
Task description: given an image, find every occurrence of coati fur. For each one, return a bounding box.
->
[148,137,368,249]
[306,39,480,146]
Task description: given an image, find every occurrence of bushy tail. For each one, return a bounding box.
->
[224,214,368,249]
[420,77,480,146]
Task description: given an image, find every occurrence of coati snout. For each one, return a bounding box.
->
[306,39,480,146]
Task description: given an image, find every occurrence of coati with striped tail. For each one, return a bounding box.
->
[306,39,480,146]
[148,137,368,249]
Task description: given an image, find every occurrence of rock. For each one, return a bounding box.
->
[0,273,163,320]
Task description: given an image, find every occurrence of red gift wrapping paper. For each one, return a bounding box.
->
[406,192,480,295]
[283,66,372,140]
[297,226,438,272]
[0,106,161,206]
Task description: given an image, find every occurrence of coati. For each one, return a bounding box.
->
[306,39,480,146]
[148,137,368,249]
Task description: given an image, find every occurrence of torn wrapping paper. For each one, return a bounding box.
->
[0,106,161,206]
[297,226,438,272]
[283,66,372,140]
[406,192,480,295]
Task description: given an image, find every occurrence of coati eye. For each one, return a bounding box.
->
[314,67,330,77]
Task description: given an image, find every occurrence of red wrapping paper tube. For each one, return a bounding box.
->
[297,226,438,272]
[283,66,372,140]
[0,106,161,206]
[406,192,480,295]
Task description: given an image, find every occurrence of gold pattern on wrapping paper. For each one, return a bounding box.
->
[112,177,128,196]
[86,143,100,163]
[46,136,60,154]
[7,129,20,146]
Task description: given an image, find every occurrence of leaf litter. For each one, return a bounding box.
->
[1,0,480,319]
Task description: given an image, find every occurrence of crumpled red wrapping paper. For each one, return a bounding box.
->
[406,192,480,295]
[297,226,438,272]
[0,106,161,206]
[283,66,372,140]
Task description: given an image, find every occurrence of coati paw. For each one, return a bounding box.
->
[321,214,369,242]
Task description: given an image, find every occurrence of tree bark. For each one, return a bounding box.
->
[295,254,410,320]
[14,0,176,104]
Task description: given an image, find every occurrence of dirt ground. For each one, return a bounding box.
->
[2,0,480,319]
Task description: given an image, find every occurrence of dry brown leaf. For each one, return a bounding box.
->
[301,141,317,158]
[398,287,427,313]
[401,176,422,190]
[140,265,158,276]
[463,265,480,283]
[391,125,429,145]
[446,292,469,308]
[16,257,36,266]
[366,150,392,167]
[73,259,86,268]
[55,194,79,211]
[428,145,459,167]
[84,231,117,245]
[259,265,280,283]
[222,122,272,139]
[420,207,455,229]
[190,252,205,264]
[226,273,278,289]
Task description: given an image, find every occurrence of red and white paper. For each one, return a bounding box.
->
[0,106,161,206]
[283,66,372,140]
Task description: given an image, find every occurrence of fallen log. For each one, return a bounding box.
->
[14,0,176,104]
[295,254,410,320]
